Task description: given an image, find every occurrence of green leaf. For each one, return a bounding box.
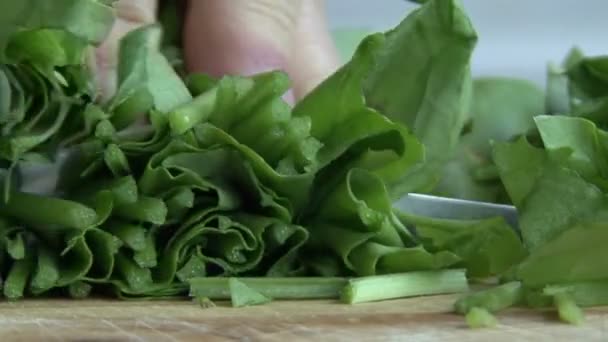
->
[535,115,608,185]
[543,280,608,307]
[114,252,153,292]
[104,222,146,251]
[295,0,476,196]
[434,77,544,202]
[109,24,192,127]
[113,196,167,225]
[492,137,548,208]
[397,213,526,277]
[363,0,477,164]
[30,245,60,294]
[176,254,206,282]
[563,50,608,125]
[0,0,115,60]
[497,139,608,251]
[169,72,323,175]
[5,29,88,71]
[133,231,157,268]
[517,222,608,287]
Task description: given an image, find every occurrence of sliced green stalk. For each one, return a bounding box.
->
[543,280,608,307]
[3,250,34,299]
[465,307,499,329]
[0,191,98,230]
[133,232,158,268]
[553,292,585,325]
[189,277,348,300]
[454,281,523,314]
[30,245,60,294]
[114,196,167,225]
[168,85,219,134]
[114,252,153,292]
[68,281,92,299]
[104,222,146,251]
[104,144,131,176]
[341,270,468,304]
[194,296,216,309]
[176,254,206,282]
[76,176,138,206]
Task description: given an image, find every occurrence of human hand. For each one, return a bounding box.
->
[96,0,340,103]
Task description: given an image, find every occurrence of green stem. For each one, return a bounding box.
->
[341,269,468,304]
[0,191,98,230]
[169,86,219,134]
[553,292,585,325]
[30,245,60,294]
[104,222,146,251]
[3,250,34,299]
[454,281,523,314]
[189,277,348,300]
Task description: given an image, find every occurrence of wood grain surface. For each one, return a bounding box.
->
[0,295,606,341]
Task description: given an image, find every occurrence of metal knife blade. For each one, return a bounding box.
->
[394,193,519,231]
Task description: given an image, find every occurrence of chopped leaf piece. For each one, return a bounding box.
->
[194,296,216,309]
[465,307,499,329]
[553,292,585,325]
[454,282,523,314]
[229,278,272,308]
[68,281,92,299]
[543,280,608,307]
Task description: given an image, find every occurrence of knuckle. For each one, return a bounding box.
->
[113,0,158,24]
[245,0,300,31]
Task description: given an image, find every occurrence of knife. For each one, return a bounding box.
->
[394,193,519,231]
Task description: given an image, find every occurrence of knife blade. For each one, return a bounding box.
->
[393,193,519,231]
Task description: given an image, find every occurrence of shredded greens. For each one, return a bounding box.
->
[0,0,605,329]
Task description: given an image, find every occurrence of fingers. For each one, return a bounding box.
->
[289,0,341,99]
[95,0,158,100]
[183,0,340,102]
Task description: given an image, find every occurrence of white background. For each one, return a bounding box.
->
[326,0,608,86]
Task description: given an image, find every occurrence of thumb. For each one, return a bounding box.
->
[95,0,158,100]
[183,0,340,102]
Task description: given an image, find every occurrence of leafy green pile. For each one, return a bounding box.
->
[0,0,606,328]
[0,0,471,298]
[453,53,608,325]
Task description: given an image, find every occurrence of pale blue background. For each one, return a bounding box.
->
[326,0,608,86]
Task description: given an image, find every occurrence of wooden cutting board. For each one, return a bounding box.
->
[0,295,606,341]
